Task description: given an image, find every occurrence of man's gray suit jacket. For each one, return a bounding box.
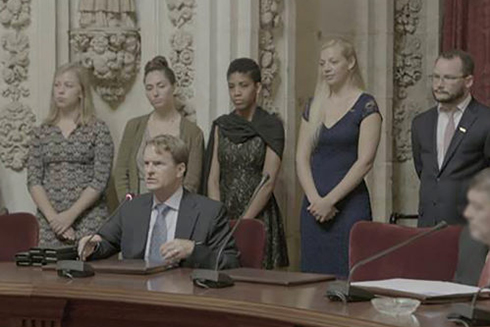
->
[90,190,240,270]
[411,98,490,285]
[411,98,490,226]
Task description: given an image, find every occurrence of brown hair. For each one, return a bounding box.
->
[438,49,475,76]
[144,56,176,85]
[44,62,96,125]
[145,134,188,167]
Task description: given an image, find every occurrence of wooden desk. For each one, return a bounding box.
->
[0,262,459,327]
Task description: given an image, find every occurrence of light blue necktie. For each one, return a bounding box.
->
[149,204,170,262]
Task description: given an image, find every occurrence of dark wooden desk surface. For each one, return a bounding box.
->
[0,262,462,327]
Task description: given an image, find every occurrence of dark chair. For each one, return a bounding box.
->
[230,219,266,268]
[349,221,462,282]
[0,212,39,261]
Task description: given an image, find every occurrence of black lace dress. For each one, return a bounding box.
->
[215,117,289,269]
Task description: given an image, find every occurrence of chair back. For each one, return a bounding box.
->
[349,221,462,282]
[0,212,39,261]
[230,219,266,268]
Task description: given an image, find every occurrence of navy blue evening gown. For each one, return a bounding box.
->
[300,93,380,277]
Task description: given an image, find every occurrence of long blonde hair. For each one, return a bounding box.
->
[307,38,365,145]
[44,62,96,125]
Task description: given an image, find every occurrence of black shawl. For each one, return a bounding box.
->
[200,107,285,195]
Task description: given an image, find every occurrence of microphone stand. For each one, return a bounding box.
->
[56,193,134,278]
[448,284,490,326]
[326,221,448,303]
[191,173,271,288]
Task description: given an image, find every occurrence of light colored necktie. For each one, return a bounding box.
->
[149,204,170,262]
[443,109,456,158]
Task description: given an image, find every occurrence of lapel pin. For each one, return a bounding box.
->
[459,127,467,133]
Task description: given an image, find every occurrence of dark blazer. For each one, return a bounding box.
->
[90,190,240,270]
[411,98,490,226]
[453,226,488,286]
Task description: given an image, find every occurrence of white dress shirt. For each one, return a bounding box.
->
[436,94,472,168]
[144,187,183,261]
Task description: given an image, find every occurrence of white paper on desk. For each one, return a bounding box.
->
[351,278,488,297]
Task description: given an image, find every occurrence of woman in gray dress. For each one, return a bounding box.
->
[27,63,114,247]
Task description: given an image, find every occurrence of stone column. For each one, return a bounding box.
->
[392,0,441,224]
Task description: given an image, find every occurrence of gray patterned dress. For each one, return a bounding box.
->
[27,119,114,247]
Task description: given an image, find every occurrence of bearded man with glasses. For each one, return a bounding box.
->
[411,49,490,285]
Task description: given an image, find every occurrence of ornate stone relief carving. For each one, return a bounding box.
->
[70,0,141,107]
[259,0,282,113]
[166,0,196,121]
[394,0,422,162]
[0,101,35,171]
[394,101,423,162]
[0,0,31,28]
[0,0,33,171]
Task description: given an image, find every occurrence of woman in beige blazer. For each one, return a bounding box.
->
[114,56,204,201]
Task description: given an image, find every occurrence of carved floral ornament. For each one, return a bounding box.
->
[0,101,35,171]
[259,0,282,113]
[394,101,423,162]
[70,29,141,106]
[166,0,194,28]
[1,31,29,102]
[166,0,196,120]
[0,0,33,171]
[395,0,422,34]
[0,0,30,29]
[393,0,423,163]
[394,36,422,99]
[70,0,141,107]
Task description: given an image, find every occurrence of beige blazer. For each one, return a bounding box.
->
[114,113,204,201]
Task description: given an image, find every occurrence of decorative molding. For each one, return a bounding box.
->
[1,30,30,102]
[393,0,422,162]
[70,0,141,107]
[394,0,422,99]
[0,0,33,171]
[0,101,35,171]
[0,0,31,28]
[167,0,196,121]
[394,36,422,99]
[259,0,282,113]
[393,101,423,162]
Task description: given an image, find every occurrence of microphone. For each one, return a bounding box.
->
[326,221,448,302]
[56,193,135,278]
[191,173,271,288]
[448,284,490,326]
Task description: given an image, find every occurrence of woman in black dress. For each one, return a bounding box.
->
[203,58,289,269]
[296,38,382,276]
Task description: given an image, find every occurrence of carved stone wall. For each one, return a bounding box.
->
[259,0,282,113]
[394,0,423,163]
[166,0,196,121]
[0,0,34,171]
[392,0,441,217]
[70,0,141,107]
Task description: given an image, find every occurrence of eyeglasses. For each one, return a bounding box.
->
[428,74,468,83]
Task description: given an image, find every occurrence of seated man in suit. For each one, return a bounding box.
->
[78,134,239,270]
[462,168,490,286]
